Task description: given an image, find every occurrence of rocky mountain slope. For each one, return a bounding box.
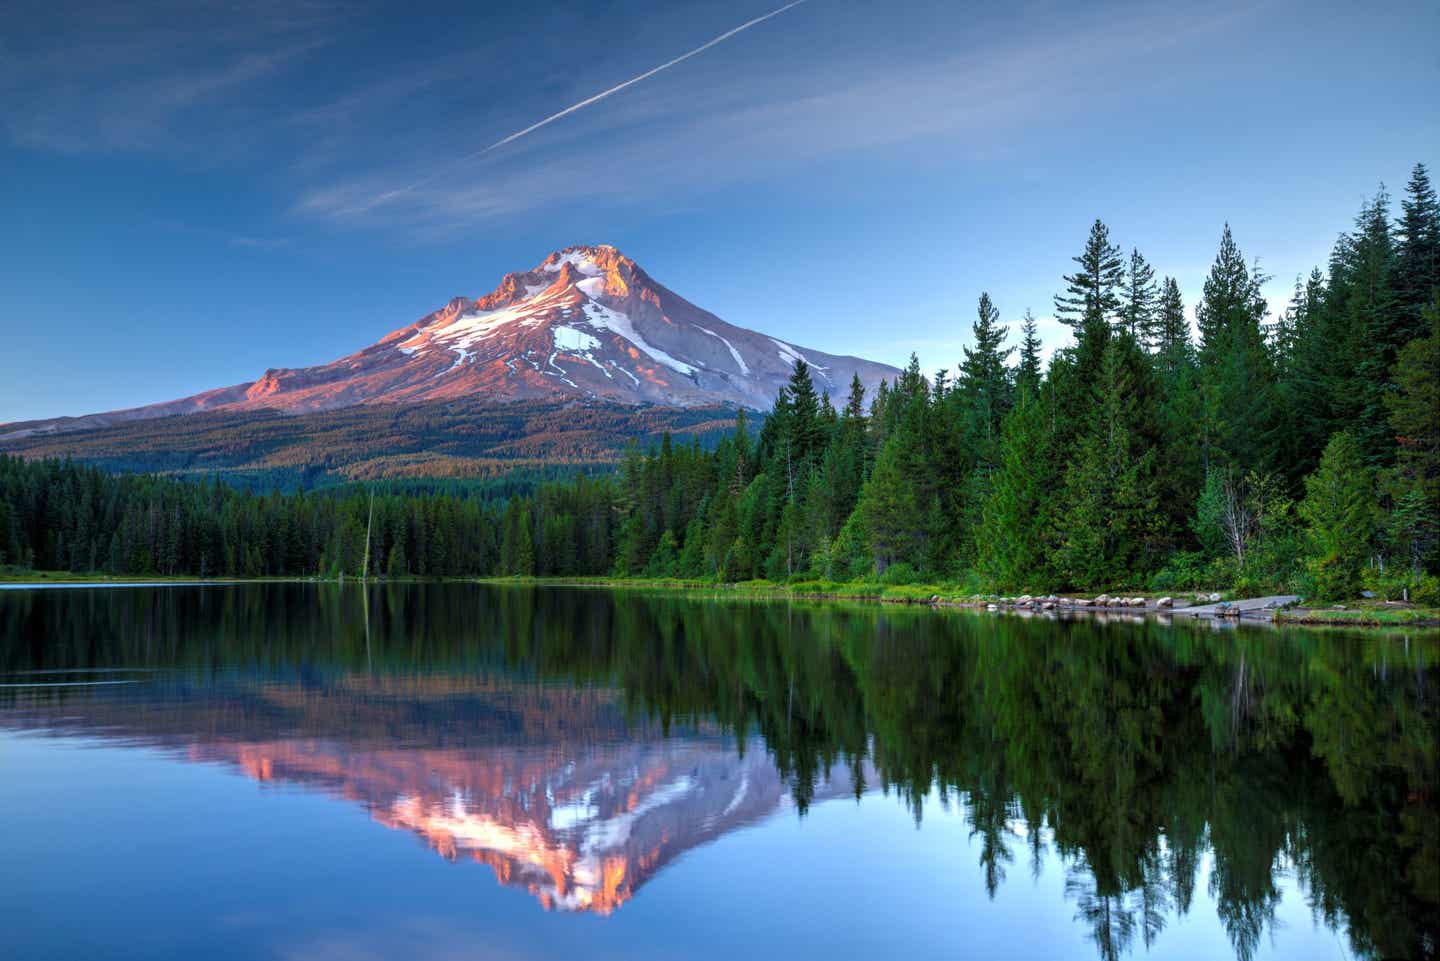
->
[1,245,898,442]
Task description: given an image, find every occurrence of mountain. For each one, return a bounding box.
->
[0,245,899,443]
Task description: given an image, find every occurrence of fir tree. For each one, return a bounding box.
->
[1057,335,1162,587]
[1299,432,1373,600]
[1386,296,1440,569]
[844,373,866,419]
[785,359,824,468]
[1152,280,1203,546]
[1055,219,1125,331]
[1347,189,1403,465]
[1155,277,1188,356]
[860,429,927,574]
[958,292,1015,448]
[1395,163,1440,340]
[979,392,1055,590]
[1195,225,1277,471]
[1120,247,1158,343]
[1016,310,1043,398]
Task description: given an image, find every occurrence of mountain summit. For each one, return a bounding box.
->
[1,245,899,440]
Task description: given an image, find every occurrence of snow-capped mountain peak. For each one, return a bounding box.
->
[0,245,900,440]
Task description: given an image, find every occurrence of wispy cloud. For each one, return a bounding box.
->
[336,0,808,216]
[2,0,1266,243]
[0,0,336,153]
[297,2,1261,238]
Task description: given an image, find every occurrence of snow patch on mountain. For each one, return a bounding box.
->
[698,326,749,375]
[439,346,475,376]
[427,300,547,350]
[552,325,601,353]
[582,302,696,377]
[771,338,831,383]
[544,251,603,276]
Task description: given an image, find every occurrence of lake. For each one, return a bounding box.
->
[1,583,1435,960]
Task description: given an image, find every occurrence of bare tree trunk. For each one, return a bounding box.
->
[361,491,374,581]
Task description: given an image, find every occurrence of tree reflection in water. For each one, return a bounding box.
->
[0,583,1435,960]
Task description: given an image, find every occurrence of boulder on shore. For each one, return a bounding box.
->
[1156,596,1172,608]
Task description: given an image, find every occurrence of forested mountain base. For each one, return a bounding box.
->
[3,164,1437,602]
[0,400,739,489]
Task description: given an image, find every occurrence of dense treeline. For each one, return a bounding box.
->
[599,163,1440,601]
[2,163,1437,600]
[0,455,624,579]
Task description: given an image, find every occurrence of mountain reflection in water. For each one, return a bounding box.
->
[0,583,1436,960]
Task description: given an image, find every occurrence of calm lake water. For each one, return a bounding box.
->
[1,584,1435,961]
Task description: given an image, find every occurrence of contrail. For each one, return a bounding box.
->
[360,0,807,211]
[483,0,808,152]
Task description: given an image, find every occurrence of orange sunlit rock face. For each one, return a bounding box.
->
[199,737,788,915]
[1,244,900,444]
[1,673,872,916]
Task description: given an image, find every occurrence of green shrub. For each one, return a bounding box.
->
[1149,551,1209,591]
[879,562,920,585]
[1363,569,1440,606]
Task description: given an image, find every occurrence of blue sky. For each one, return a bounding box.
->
[2,0,1436,422]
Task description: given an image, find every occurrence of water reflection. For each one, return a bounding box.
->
[0,583,1436,959]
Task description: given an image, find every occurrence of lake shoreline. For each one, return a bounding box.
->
[488,577,1440,628]
[3,572,1436,628]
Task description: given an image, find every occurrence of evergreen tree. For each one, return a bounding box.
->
[1195,225,1277,471]
[1345,189,1403,465]
[1284,266,1350,481]
[1386,296,1440,571]
[644,529,680,577]
[958,292,1015,448]
[860,416,930,574]
[1120,247,1158,343]
[1395,163,1440,339]
[1016,310,1043,398]
[1152,280,1204,545]
[785,359,824,470]
[979,392,1055,590]
[1057,334,1162,587]
[1055,219,1125,331]
[1154,277,1188,356]
[1299,432,1373,600]
[844,373,867,419]
[386,539,408,577]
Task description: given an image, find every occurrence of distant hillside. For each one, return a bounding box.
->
[0,400,739,489]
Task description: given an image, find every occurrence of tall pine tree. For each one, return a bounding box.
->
[1120,247,1158,344]
[1195,225,1278,472]
[1395,163,1440,340]
[1055,219,1124,332]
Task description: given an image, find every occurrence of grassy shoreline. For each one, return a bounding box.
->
[3,570,1437,628]
[1274,606,1440,627]
[477,576,1440,627]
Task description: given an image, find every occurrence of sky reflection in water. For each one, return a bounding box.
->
[0,583,1435,960]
